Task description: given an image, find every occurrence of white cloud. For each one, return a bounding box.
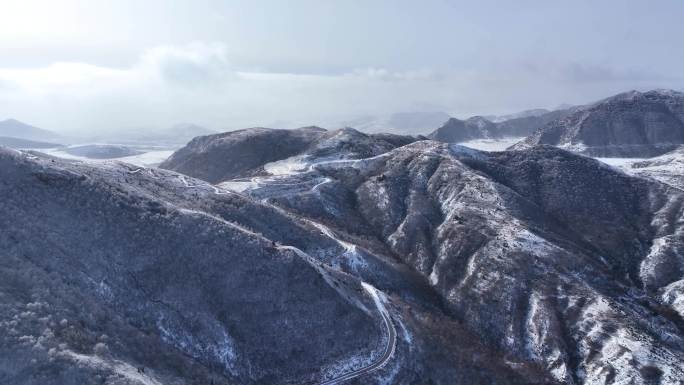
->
[0,42,233,94]
[140,42,233,86]
[0,42,458,133]
[347,67,440,82]
[0,41,681,135]
[0,62,129,94]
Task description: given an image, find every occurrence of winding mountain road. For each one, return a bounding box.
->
[129,166,398,384]
[276,246,396,385]
[315,282,397,385]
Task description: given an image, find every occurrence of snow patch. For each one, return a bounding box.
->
[155,314,239,375]
[311,222,369,272]
[218,179,260,192]
[62,350,163,385]
[661,280,684,318]
[264,155,309,175]
[457,137,523,152]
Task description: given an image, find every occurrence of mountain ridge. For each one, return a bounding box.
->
[5,90,684,384]
[0,118,63,142]
[511,89,684,157]
[213,139,684,384]
[427,108,575,143]
[159,126,422,184]
[0,144,545,384]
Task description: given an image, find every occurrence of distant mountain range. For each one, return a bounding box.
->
[338,111,452,135]
[484,108,549,122]
[6,89,684,384]
[335,108,575,138]
[6,127,684,383]
[6,89,684,160]
[511,89,684,157]
[0,118,63,142]
[0,136,62,149]
[427,107,576,143]
[0,119,217,148]
[92,123,217,145]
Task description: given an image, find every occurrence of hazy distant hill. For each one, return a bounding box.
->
[484,108,551,122]
[0,136,62,149]
[0,119,62,142]
[339,111,451,135]
[428,108,575,143]
[96,123,217,145]
[62,144,144,159]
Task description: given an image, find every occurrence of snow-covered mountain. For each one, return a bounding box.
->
[428,108,575,143]
[427,116,499,142]
[159,126,422,183]
[0,145,534,385]
[512,89,684,157]
[5,116,684,384]
[167,134,684,384]
[601,145,684,189]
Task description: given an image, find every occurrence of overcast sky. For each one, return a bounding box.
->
[1,0,683,134]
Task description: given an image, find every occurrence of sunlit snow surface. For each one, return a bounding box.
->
[457,137,524,152]
[596,147,684,188]
[595,157,643,167]
[235,137,523,194]
[28,145,175,167]
[263,155,310,174]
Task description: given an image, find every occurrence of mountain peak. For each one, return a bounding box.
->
[1,118,36,127]
[0,118,62,141]
[512,89,684,156]
[465,116,495,129]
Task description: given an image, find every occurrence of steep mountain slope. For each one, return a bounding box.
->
[495,108,575,138]
[0,147,388,385]
[0,119,62,142]
[0,146,539,385]
[160,126,420,183]
[0,148,390,383]
[7,129,684,384]
[159,126,328,183]
[512,90,684,157]
[224,141,684,384]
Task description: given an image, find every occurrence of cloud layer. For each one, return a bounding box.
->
[2,1,684,135]
[0,41,681,135]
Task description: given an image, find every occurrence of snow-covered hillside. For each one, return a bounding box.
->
[5,124,684,384]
